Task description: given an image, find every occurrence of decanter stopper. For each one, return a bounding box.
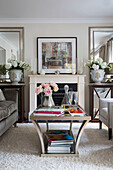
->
[64,85,69,93]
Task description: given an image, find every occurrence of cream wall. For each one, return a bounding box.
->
[0,23,113,118]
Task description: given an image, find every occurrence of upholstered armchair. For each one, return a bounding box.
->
[0,90,18,136]
[99,98,113,140]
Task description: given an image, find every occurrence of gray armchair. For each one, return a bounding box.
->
[0,89,18,136]
[99,98,113,140]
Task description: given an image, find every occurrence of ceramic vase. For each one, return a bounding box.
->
[90,69,105,83]
[9,69,23,82]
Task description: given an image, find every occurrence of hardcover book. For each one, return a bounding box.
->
[33,113,62,116]
[34,107,64,115]
[47,150,71,153]
[45,131,74,144]
[48,144,71,151]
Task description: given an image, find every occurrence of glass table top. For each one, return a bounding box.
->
[32,104,89,118]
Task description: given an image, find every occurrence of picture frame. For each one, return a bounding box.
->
[37,37,77,74]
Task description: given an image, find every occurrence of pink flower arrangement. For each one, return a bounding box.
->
[36,82,58,96]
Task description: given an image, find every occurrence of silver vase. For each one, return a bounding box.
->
[42,95,55,107]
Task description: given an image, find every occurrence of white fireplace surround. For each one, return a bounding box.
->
[29,75,86,116]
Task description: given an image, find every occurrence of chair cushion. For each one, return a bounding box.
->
[100,108,108,120]
[0,101,17,121]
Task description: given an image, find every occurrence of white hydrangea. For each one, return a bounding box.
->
[5,58,31,71]
[101,62,107,69]
[12,60,17,67]
[92,64,99,70]
[7,58,13,63]
[5,64,11,69]
[19,61,25,67]
[85,56,111,70]
[96,57,103,65]
[85,60,91,67]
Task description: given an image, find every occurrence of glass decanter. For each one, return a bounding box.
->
[61,85,70,105]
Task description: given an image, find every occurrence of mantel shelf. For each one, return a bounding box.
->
[28,74,86,77]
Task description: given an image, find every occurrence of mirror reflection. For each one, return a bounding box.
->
[0,27,24,80]
[89,27,113,64]
[0,32,19,64]
[0,46,6,65]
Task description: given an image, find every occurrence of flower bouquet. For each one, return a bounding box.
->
[85,57,112,70]
[5,59,31,82]
[5,59,31,71]
[36,82,59,107]
[85,57,112,82]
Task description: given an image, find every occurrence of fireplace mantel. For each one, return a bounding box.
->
[29,75,86,116]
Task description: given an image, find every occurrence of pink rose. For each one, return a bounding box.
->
[41,83,45,87]
[36,85,43,95]
[54,86,58,92]
[44,84,50,88]
[50,81,57,87]
[44,86,52,96]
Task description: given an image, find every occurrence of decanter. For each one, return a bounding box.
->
[61,85,70,105]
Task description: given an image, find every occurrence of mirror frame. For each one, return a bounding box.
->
[0,27,24,61]
[89,26,113,60]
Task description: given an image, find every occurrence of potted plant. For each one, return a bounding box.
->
[5,59,31,82]
[85,57,112,82]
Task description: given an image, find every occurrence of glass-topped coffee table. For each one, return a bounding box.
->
[30,105,91,157]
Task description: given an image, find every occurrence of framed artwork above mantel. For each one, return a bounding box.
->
[37,37,77,74]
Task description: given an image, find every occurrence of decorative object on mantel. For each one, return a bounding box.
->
[40,69,45,75]
[72,64,76,75]
[55,70,60,75]
[85,57,112,83]
[5,59,31,83]
[37,37,77,74]
[36,82,59,107]
[78,59,84,75]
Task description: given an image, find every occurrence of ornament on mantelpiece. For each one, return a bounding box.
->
[40,70,45,75]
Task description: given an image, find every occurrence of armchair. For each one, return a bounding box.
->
[0,89,18,136]
[99,98,113,140]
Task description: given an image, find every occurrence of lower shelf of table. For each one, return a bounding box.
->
[44,129,76,156]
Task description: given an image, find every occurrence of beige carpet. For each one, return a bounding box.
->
[0,123,113,170]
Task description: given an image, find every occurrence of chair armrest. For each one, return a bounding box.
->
[108,102,113,128]
[99,98,113,115]
[99,98,113,109]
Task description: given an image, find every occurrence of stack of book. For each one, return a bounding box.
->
[45,131,74,153]
[34,107,64,116]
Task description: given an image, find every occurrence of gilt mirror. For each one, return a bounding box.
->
[0,27,24,65]
[0,27,24,80]
[89,27,113,118]
[89,27,113,65]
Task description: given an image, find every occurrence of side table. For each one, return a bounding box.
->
[89,83,113,122]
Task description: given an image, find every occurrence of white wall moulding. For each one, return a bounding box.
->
[29,75,86,117]
[0,18,113,24]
